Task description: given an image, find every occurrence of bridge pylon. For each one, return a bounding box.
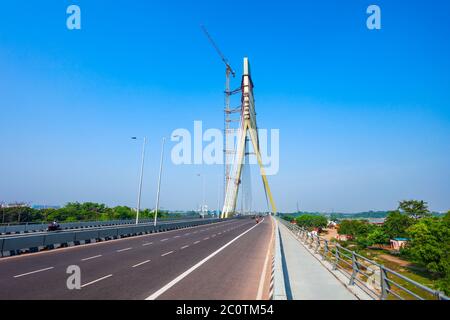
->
[221,57,277,218]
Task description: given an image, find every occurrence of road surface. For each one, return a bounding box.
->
[0,217,273,300]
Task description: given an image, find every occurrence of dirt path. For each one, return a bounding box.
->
[378,254,411,267]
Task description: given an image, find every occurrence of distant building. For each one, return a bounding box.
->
[31,205,61,210]
[390,238,409,251]
[336,234,353,241]
[2,202,30,208]
[368,218,386,225]
[327,221,337,228]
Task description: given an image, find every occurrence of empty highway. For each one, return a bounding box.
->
[0,217,273,299]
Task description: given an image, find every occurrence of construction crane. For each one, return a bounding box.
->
[201,25,235,77]
[201,25,239,209]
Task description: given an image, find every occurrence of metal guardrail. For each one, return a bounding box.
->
[0,216,203,235]
[1,218,225,257]
[279,218,448,301]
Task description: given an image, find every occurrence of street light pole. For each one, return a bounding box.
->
[154,137,166,227]
[134,137,147,225]
[217,174,221,217]
[197,173,206,217]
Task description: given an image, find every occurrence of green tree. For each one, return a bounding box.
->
[111,206,134,220]
[338,219,375,237]
[405,214,450,294]
[295,215,328,230]
[366,227,389,245]
[282,215,296,223]
[382,211,414,239]
[2,207,39,223]
[398,200,430,219]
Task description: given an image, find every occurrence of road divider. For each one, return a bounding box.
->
[1,218,226,258]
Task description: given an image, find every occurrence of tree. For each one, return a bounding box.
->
[382,211,414,239]
[367,227,390,245]
[398,200,430,219]
[405,214,450,294]
[111,206,134,220]
[338,219,375,237]
[1,206,39,223]
[295,215,328,230]
[282,215,296,223]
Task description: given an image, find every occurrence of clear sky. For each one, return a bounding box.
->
[1,0,449,213]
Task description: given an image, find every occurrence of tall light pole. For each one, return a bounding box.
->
[197,173,206,217]
[217,174,221,217]
[132,137,147,225]
[154,137,166,227]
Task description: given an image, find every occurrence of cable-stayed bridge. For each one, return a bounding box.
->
[0,58,446,301]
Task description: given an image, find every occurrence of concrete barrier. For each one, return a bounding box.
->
[74,230,99,242]
[98,228,118,239]
[2,235,45,252]
[1,218,225,257]
[43,233,75,246]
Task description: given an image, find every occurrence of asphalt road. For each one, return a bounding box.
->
[0,217,273,299]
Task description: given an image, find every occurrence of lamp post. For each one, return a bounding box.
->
[132,136,147,225]
[217,174,221,218]
[197,173,206,217]
[154,137,166,227]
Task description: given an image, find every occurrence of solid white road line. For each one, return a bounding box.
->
[81,274,113,288]
[13,267,54,278]
[257,217,273,300]
[146,218,264,300]
[142,242,153,246]
[132,260,151,268]
[180,245,189,250]
[116,247,132,252]
[81,255,102,261]
[161,251,174,257]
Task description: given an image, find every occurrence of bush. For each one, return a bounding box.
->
[338,219,375,237]
[295,214,328,230]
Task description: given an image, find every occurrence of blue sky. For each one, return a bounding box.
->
[0,0,449,213]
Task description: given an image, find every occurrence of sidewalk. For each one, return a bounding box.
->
[277,220,357,300]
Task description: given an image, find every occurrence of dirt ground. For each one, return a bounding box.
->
[321,228,337,241]
[378,254,412,267]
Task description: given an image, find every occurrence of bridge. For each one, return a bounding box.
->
[0,57,446,301]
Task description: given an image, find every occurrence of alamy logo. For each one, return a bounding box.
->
[66,265,81,290]
[170,121,280,175]
[66,5,81,30]
[367,5,381,30]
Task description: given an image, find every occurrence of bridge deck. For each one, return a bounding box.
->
[278,221,357,300]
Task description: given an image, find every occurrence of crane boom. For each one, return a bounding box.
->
[201,25,235,77]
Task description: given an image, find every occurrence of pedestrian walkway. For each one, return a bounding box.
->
[277,220,358,300]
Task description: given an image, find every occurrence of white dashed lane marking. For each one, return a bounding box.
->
[132,260,151,268]
[81,255,102,261]
[13,267,54,278]
[81,274,112,288]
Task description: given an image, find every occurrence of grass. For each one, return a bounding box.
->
[354,246,440,299]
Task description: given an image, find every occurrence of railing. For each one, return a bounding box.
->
[279,218,448,300]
